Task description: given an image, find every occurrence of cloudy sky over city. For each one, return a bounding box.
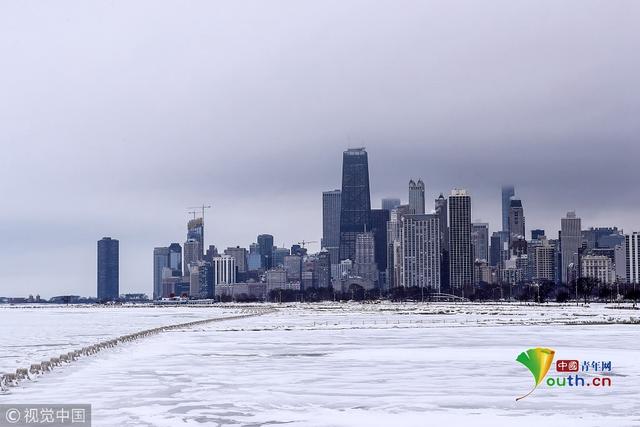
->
[1,0,638,296]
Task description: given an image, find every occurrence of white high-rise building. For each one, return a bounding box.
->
[408,179,425,215]
[212,255,236,286]
[561,211,582,283]
[625,232,640,284]
[581,255,616,285]
[401,214,441,290]
[533,238,556,282]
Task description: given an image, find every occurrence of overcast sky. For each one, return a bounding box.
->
[1,0,638,297]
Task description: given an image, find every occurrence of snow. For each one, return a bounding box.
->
[0,304,244,373]
[1,303,639,426]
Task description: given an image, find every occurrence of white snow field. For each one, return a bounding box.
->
[0,305,247,373]
[1,303,639,427]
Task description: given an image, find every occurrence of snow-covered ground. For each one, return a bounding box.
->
[0,305,246,373]
[1,303,639,426]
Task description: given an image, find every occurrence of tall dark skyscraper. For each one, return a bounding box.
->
[257,234,274,269]
[317,250,331,289]
[370,208,390,275]
[97,237,119,300]
[435,194,450,290]
[448,189,472,291]
[501,185,515,233]
[508,197,525,245]
[168,243,183,276]
[322,189,341,267]
[339,148,371,262]
[489,232,502,267]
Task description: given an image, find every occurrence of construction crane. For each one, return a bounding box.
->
[186,205,212,253]
[297,240,318,249]
[187,204,212,221]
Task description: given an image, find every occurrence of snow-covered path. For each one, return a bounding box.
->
[2,304,639,426]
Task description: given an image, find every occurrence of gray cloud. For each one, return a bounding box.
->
[1,0,638,296]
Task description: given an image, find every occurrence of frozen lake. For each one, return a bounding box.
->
[1,303,639,426]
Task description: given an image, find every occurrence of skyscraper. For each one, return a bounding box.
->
[370,208,390,275]
[247,243,261,271]
[317,251,331,288]
[168,243,182,276]
[339,148,371,261]
[435,194,449,290]
[183,238,202,277]
[408,179,425,215]
[386,204,410,289]
[501,185,515,233]
[257,234,274,270]
[187,218,204,256]
[532,237,556,282]
[560,211,582,283]
[489,232,502,267]
[381,197,401,212]
[153,247,170,300]
[273,247,290,267]
[212,255,236,287]
[322,189,341,267]
[97,237,119,301]
[224,246,248,273]
[471,222,489,262]
[625,232,640,284]
[354,231,377,285]
[508,198,525,244]
[284,255,302,281]
[401,214,441,290]
[189,260,214,298]
[448,189,472,291]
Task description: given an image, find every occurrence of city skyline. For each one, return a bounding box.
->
[2,0,639,297]
[4,159,639,298]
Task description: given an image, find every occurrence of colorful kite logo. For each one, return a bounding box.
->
[515,347,556,401]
